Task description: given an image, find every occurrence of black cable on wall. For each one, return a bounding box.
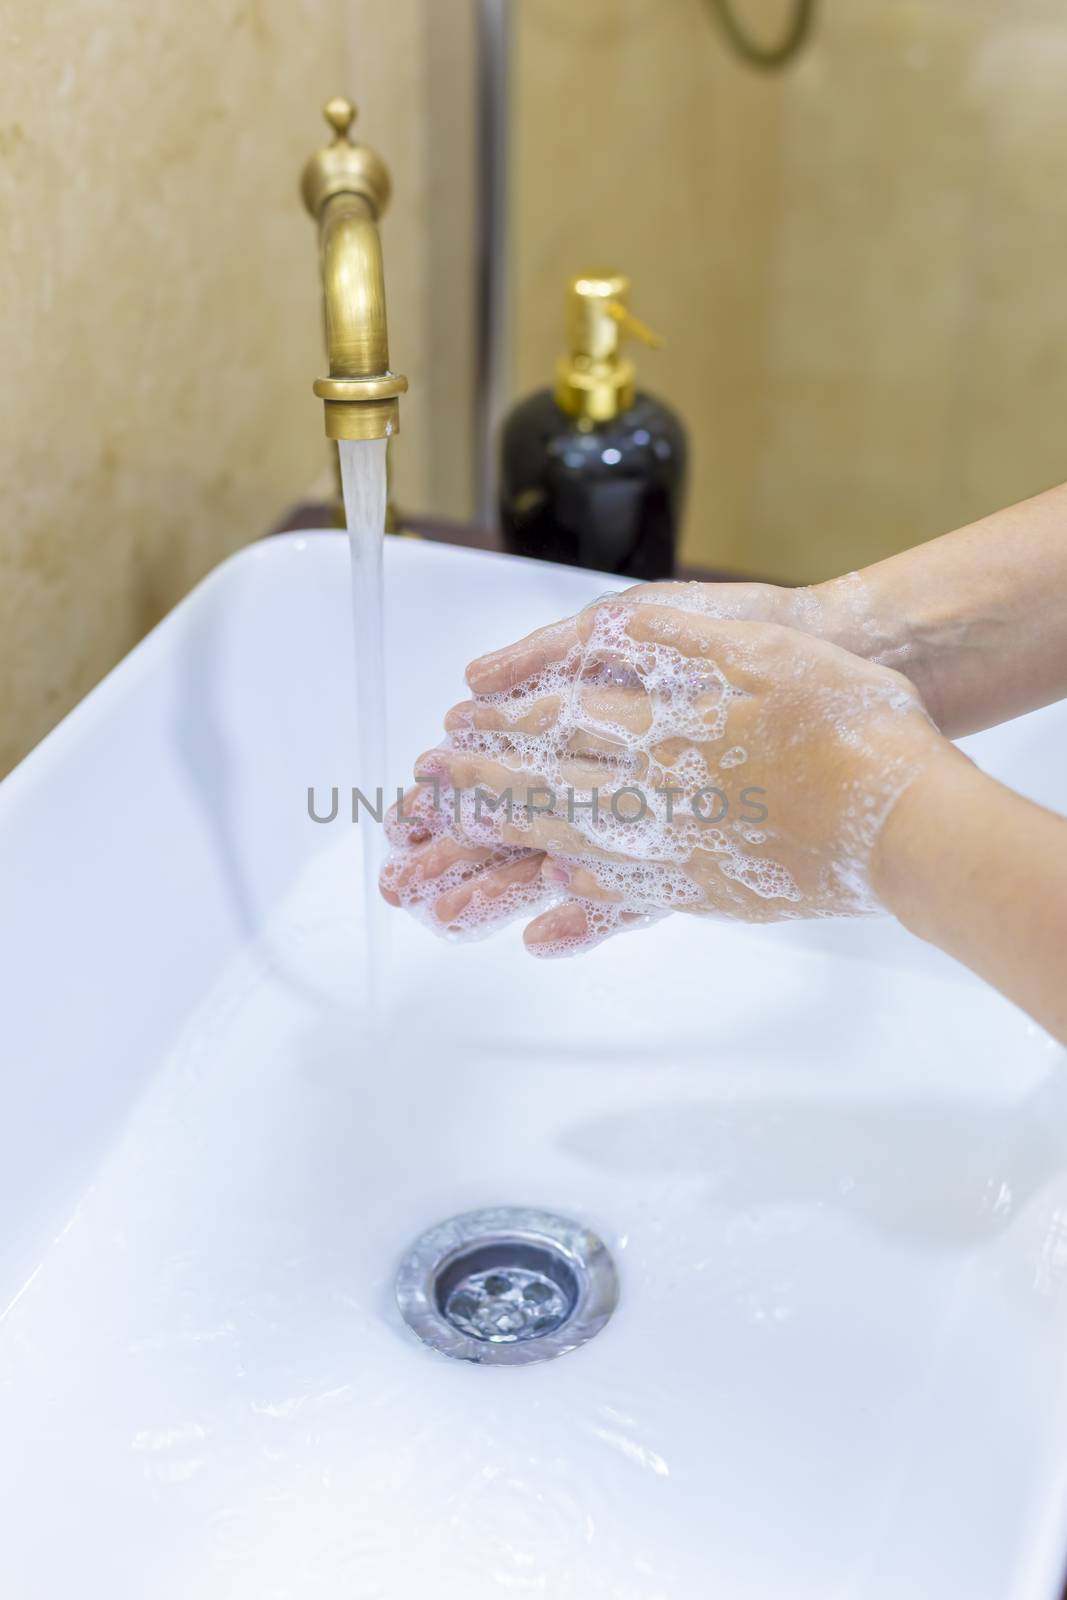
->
[706,0,816,70]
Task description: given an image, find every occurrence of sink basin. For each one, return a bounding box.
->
[2,531,1066,1599]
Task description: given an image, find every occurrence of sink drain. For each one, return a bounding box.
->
[395,1206,619,1365]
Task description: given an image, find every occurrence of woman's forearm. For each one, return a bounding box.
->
[819,481,1067,737]
[872,745,1067,1046]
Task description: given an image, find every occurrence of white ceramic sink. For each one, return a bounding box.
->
[2,532,1066,1600]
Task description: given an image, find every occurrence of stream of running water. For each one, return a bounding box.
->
[338,436,390,1016]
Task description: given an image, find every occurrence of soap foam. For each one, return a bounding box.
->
[383,592,930,949]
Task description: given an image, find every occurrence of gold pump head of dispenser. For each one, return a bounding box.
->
[301,98,408,441]
[554,273,663,423]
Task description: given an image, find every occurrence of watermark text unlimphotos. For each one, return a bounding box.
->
[307,776,769,828]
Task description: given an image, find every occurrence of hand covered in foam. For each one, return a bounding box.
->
[380,593,946,957]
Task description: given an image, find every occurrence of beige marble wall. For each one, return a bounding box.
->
[511,0,1067,582]
[0,0,474,776]
[7,0,1062,773]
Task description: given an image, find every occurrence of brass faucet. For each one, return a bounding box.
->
[301,98,407,441]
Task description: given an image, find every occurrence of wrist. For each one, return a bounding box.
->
[808,571,957,726]
[808,572,908,665]
[868,737,977,936]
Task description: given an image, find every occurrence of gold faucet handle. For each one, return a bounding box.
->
[302,95,390,218]
[323,96,357,145]
[604,301,664,349]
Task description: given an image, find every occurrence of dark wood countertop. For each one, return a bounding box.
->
[270,502,773,587]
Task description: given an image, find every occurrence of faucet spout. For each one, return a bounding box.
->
[301,98,407,441]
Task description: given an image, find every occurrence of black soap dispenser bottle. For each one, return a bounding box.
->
[499,273,687,579]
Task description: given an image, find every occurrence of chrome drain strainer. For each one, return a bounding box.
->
[395,1206,619,1365]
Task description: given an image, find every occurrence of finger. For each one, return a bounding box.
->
[620,579,787,624]
[423,745,647,810]
[556,751,649,791]
[572,680,652,739]
[414,748,623,828]
[384,784,437,846]
[500,812,646,859]
[432,851,549,932]
[466,616,581,695]
[466,679,650,731]
[415,745,537,800]
[379,835,499,903]
[541,858,624,903]
[522,899,659,959]
[464,595,774,700]
[447,681,651,739]
[574,598,638,648]
[618,582,699,605]
[414,752,661,846]
[620,606,769,688]
[444,695,562,736]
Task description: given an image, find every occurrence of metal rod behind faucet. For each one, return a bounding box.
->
[474,0,512,527]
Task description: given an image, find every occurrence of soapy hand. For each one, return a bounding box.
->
[380,591,947,957]
[452,574,895,691]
